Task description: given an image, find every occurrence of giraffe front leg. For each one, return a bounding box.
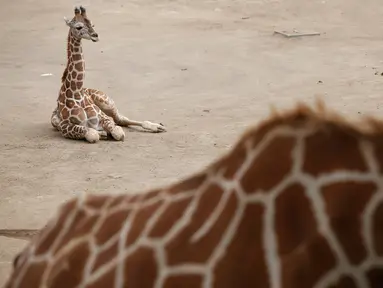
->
[99,114,125,142]
[98,130,108,140]
[85,88,166,133]
[58,120,100,143]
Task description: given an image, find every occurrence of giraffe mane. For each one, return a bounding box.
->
[206,98,383,175]
[243,98,383,145]
[61,32,72,83]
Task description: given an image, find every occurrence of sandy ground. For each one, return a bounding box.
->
[1,0,383,284]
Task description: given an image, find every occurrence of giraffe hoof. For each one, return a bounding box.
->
[143,121,167,133]
[111,126,125,141]
[85,129,100,143]
[98,131,108,140]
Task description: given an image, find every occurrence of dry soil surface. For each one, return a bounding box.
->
[1,0,383,284]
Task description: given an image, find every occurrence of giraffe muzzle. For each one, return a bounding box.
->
[90,33,99,42]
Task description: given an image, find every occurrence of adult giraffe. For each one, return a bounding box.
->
[51,6,166,143]
[4,102,383,287]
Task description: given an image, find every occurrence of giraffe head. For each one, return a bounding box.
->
[64,6,99,42]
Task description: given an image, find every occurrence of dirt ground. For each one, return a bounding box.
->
[1,0,383,284]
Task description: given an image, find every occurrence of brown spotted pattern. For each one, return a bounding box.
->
[50,6,166,143]
[6,104,383,287]
[50,8,125,142]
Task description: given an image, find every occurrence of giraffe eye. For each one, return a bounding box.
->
[75,26,82,30]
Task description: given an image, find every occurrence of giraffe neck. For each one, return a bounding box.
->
[60,31,85,99]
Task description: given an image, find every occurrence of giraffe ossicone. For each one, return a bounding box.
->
[51,6,166,143]
[4,100,383,287]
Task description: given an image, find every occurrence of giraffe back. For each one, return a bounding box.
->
[5,102,383,287]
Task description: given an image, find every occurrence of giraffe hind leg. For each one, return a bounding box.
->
[86,88,167,133]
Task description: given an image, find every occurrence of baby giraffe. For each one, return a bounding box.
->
[51,6,166,143]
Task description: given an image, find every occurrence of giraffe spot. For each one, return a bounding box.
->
[72,54,82,61]
[74,92,82,100]
[122,195,136,204]
[366,268,383,288]
[141,189,162,202]
[61,67,69,82]
[125,194,142,204]
[108,195,128,209]
[86,267,116,288]
[83,97,93,107]
[372,200,383,256]
[303,129,367,176]
[17,261,47,288]
[281,234,336,288]
[71,81,77,91]
[148,196,193,238]
[95,209,131,245]
[65,79,70,87]
[245,109,310,151]
[328,275,358,288]
[71,109,86,121]
[68,63,74,71]
[60,85,66,92]
[275,183,317,256]
[85,106,97,118]
[84,195,111,210]
[74,47,80,53]
[65,99,75,109]
[53,212,98,255]
[322,181,376,265]
[219,141,247,180]
[61,107,70,119]
[92,239,118,273]
[47,241,90,287]
[165,188,237,265]
[371,139,383,173]
[123,246,157,287]
[125,199,164,246]
[58,93,66,103]
[214,202,268,288]
[75,62,83,71]
[240,136,295,194]
[97,97,106,104]
[167,173,207,195]
[85,88,95,94]
[76,82,82,89]
[77,73,84,81]
[164,274,203,287]
[66,73,72,81]
[65,89,73,98]
[71,70,77,79]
